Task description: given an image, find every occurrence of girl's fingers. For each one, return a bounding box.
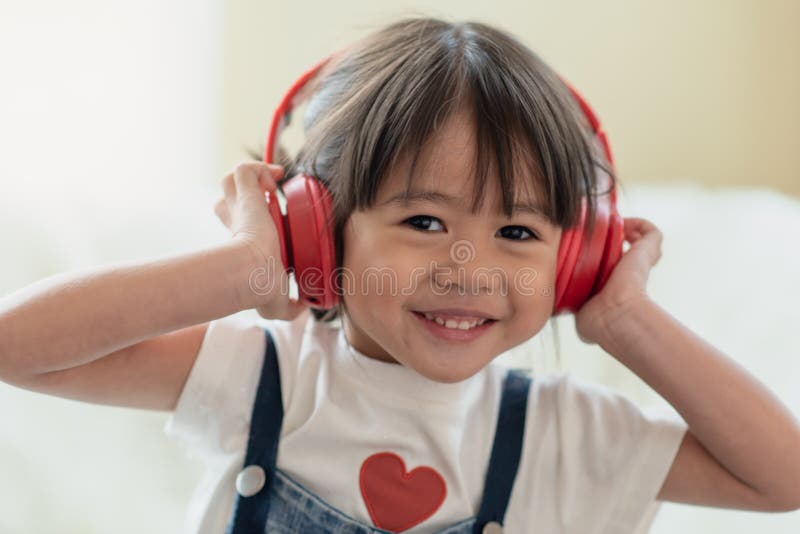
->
[624,217,647,233]
[624,217,657,241]
[221,172,236,200]
[213,197,231,228]
[221,163,284,208]
[232,164,260,199]
[232,162,283,200]
[260,164,284,191]
[621,216,663,265]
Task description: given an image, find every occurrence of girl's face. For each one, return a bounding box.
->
[341,108,563,383]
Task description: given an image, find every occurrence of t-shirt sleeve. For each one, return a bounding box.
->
[562,374,687,532]
[162,315,268,459]
[162,310,310,460]
[513,372,688,533]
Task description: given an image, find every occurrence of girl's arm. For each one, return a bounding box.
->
[0,240,258,381]
[0,241,255,409]
[0,162,305,410]
[576,217,800,512]
[599,297,800,512]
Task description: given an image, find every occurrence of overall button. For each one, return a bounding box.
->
[482,521,503,534]
[236,465,266,497]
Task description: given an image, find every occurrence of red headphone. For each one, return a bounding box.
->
[263,55,624,316]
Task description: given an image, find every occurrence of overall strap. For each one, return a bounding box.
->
[473,369,532,533]
[226,328,283,534]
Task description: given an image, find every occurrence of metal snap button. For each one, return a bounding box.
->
[235,464,266,497]
[482,521,503,534]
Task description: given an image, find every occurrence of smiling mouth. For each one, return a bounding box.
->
[411,312,499,346]
[412,311,495,330]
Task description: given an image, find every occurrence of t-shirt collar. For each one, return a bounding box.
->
[330,324,482,405]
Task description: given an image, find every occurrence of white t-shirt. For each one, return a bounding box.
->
[164,309,687,534]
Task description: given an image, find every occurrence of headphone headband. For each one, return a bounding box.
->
[264,55,333,165]
[266,54,615,186]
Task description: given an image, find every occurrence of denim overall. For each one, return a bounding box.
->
[225,328,532,534]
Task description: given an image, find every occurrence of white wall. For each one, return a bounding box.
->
[0,1,223,532]
[219,0,800,197]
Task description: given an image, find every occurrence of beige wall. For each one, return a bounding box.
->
[220,0,799,198]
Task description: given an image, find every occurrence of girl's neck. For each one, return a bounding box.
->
[341,314,400,364]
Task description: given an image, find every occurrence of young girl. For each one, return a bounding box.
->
[1,16,799,534]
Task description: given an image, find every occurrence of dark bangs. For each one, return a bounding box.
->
[294,18,613,237]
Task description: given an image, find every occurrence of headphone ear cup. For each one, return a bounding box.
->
[554,200,586,315]
[555,210,578,284]
[282,173,338,310]
[554,193,622,316]
[558,199,611,315]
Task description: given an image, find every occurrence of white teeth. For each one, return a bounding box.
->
[422,313,488,330]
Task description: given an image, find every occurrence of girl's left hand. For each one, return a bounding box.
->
[574,216,664,345]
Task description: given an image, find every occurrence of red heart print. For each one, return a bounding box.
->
[359,452,447,532]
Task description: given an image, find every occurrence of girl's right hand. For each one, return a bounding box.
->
[214,162,308,321]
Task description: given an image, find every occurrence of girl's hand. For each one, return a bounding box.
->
[573,216,663,345]
[214,162,307,321]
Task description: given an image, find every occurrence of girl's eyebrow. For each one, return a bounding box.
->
[381,188,551,221]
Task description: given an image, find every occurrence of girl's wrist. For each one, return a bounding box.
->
[229,238,265,311]
[230,237,289,312]
[594,295,655,354]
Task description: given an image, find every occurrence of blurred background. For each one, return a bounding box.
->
[0,0,798,532]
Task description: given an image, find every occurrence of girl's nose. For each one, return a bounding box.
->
[431,239,506,296]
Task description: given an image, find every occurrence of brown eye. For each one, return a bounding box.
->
[498,225,538,241]
[404,215,445,232]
